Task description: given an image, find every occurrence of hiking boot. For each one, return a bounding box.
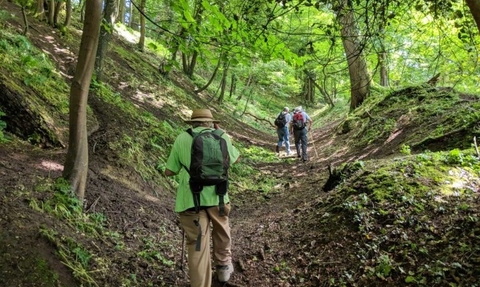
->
[286,149,291,155]
[217,263,234,283]
[275,145,280,153]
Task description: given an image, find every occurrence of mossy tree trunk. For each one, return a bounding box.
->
[138,0,146,51]
[336,0,371,111]
[63,0,102,202]
[64,0,72,27]
[118,0,125,24]
[95,0,118,82]
[216,60,230,103]
[48,0,55,26]
[35,0,45,21]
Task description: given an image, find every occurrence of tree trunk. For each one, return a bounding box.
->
[216,60,230,103]
[130,3,135,29]
[53,0,63,27]
[64,0,72,27]
[63,0,102,202]
[378,51,388,86]
[118,0,125,23]
[80,0,86,22]
[236,73,253,101]
[21,6,28,35]
[138,0,146,51]
[229,74,236,99]
[95,0,118,82]
[194,58,221,93]
[48,0,55,26]
[336,0,371,111]
[35,0,45,21]
[466,0,480,33]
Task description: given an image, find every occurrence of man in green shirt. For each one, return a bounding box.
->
[165,109,240,287]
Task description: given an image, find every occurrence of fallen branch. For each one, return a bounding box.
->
[244,112,275,127]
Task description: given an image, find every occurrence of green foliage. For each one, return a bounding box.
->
[137,236,175,267]
[0,30,70,114]
[0,9,14,27]
[0,110,9,143]
[30,178,106,235]
[400,144,411,155]
[324,147,480,285]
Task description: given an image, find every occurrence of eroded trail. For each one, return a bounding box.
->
[225,121,348,286]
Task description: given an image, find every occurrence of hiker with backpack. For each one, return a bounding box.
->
[290,106,312,162]
[274,107,292,155]
[164,109,240,287]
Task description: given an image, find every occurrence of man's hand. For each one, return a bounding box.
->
[165,169,176,176]
[214,123,220,129]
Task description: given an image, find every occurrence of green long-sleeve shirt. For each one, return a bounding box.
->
[166,127,240,212]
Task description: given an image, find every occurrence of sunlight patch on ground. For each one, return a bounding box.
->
[132,90,166,109]
[114,23,139,44]
[439,167,480,196]
[37,160,63,171]
[100,165,144,193]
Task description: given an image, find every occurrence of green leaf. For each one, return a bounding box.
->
[405,276,416,283]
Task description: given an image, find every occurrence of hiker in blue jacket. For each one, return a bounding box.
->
[274,107,292,155]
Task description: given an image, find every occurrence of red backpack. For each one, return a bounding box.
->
[292,112,306,130]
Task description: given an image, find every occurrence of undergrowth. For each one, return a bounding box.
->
[291,147,480,287]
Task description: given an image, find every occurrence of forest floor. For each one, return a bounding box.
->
[2,1,480,287]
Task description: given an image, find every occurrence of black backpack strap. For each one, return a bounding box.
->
[215,180,228,216]
[193,218,202,251]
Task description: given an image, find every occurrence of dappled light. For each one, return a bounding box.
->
[37,160,63,171]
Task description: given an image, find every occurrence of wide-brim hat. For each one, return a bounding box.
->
[185,109,220,123]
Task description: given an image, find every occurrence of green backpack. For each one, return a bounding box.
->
[185,128,230,215]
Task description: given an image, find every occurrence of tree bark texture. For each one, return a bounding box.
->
[118,0,125,24]
[138,0,146,51]
[35,0,45,21]
[217,60,230,103]
[466,0,480,34]
[336,0,371,111]
[63,0,102,202]
[378,51,388,86]
[48,0,55,26]
[194,58,221,93]
[53,1,63,27]
[64,0,72,27]
[95,0,118,82]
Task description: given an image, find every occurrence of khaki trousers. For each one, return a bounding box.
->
[179,204,232,287]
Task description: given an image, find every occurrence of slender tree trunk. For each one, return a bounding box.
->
[48,0,55,26]
[80,0,86,22]
[194,58,221,93]
[466,0,480,33]
[118,0,125,23]
[64,0,72,27]
[236,73,253,101]
[21,6,29,35]
[138,0,146,51]
[378,51,388,86]
[229,74,236,99]
[95,0,118,82]
[53,0,63,27]
[336,0,371,111]
[217,60,230,103]
[63,0,102,202]
[35,0,45,21]
[130,3,136,29]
